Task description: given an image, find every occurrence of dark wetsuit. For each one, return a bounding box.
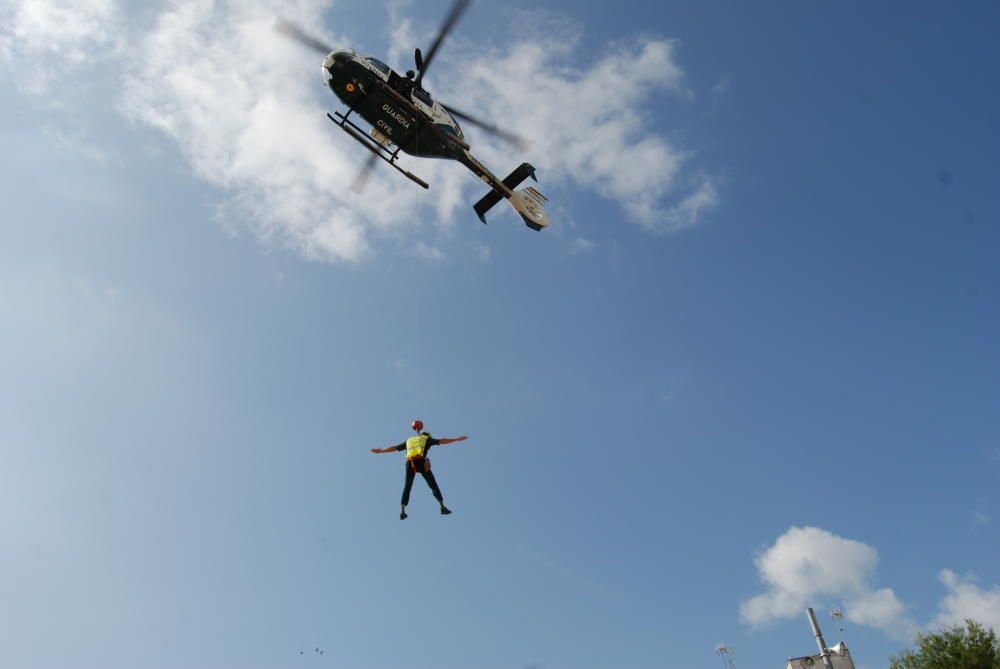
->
[392,435,443,506]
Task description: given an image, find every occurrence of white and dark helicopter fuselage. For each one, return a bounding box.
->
[320,48,550,231]
[324,50,464,159]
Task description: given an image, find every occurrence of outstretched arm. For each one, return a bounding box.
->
[371,444,404,454]
[436,436,468,446]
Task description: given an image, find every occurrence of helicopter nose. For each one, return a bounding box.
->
[323,50,351,69]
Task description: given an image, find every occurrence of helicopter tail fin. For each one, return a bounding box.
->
[508,185,550,231]
[473,162,540,226]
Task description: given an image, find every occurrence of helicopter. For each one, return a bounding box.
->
[276,0,550,231]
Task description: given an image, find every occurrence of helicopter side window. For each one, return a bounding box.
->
[364,57,390,76]
[412,87,432,106]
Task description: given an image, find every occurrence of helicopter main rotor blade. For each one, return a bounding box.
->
[441,103,530,151]
[273,18,334,55]
[414,0,471,88]
[351,152,379,193]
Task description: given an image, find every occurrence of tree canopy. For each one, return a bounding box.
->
[890,620,1000,669]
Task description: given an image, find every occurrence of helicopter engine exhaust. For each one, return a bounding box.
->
[473,162,549,231]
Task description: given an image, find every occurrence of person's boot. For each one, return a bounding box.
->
[400,506,408,520]
[440,505,452,515]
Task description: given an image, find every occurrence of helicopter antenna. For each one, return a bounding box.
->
[715,644,736,669]
[831,607,849,645]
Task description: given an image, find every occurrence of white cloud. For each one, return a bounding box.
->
[6,1,718,262]
[659,177,718,233]
[0,0,122,94]
[568,237,596,255]
[385,0,416,71]
[845,588,914,638]
[443,25,717,232]
[118,2,717,261]
[742,527,1000,641]
[411,242,445,261]
[119,0,391,262]
[932,570,1000,632]
[741,526,917,639]
[742,526,877,621]
[41,125,118,165]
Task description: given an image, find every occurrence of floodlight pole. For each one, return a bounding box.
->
[806,608,835,669]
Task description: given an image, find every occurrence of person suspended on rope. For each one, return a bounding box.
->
[371,420,468,520]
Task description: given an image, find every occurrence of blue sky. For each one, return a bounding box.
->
[1,1,999,668]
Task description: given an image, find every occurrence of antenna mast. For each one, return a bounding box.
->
[831,607,848,645]
[807,607,835,669]
[715,643,737,669]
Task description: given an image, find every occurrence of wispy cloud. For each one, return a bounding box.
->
[385,0,416,71]
[471,241,492,263]
[411,242,445,261]
[516,542,627,607]
[0,0,122,95]
[568,237,596,255]
[41,125,118,166]
[0,259,192,365]
[659,177,718,233]
[971,510,989,530]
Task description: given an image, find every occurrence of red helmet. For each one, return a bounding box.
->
[411,419,424,432]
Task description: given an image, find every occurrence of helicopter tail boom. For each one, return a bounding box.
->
[473,162,548,230]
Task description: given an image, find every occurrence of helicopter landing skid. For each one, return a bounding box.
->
[327,111,429,190]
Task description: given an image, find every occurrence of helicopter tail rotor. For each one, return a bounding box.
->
[509,185,550,231]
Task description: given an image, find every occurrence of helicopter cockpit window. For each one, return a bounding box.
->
[443,113,463,138]
[364,57,390,76]
[412,87,432,106]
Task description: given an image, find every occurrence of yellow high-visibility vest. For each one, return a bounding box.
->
[405,434,430,459]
